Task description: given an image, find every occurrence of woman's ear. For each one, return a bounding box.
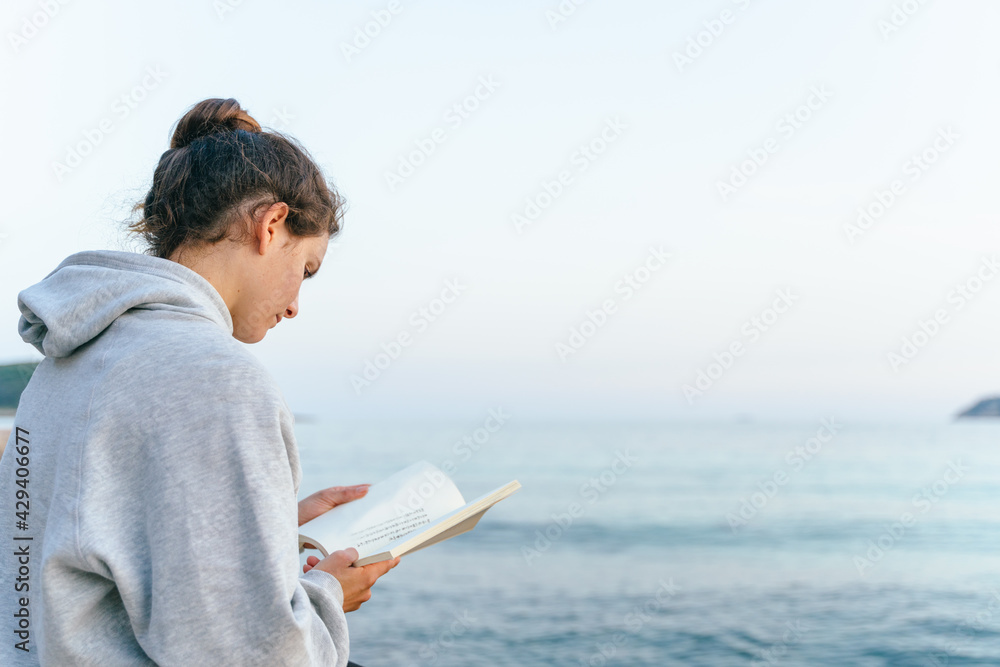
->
[255,202,290,256]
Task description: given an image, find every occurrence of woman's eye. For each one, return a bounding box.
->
[304,268,313,279]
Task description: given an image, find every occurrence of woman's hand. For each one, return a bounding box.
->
[310,548,401,612]
[297,484,401,612]
[297,484,371,528]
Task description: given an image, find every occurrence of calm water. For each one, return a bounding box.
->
[292,419,1000,666]
[5,415,997,665]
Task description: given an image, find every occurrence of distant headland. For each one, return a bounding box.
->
[956,397,1000,419]
[0,362,39,457]
[0,361,38,417]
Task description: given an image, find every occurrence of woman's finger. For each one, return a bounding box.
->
[313,485,371,507]
[298,485,372,526]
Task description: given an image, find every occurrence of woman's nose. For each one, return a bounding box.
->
[285,297,299,319]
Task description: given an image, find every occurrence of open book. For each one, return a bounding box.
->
[299,461,521,566]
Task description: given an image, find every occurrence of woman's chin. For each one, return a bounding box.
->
[233,325,267,344]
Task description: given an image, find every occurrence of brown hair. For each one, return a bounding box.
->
[127,97,344,260]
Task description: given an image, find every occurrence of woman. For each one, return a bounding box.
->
[0,98,397,665]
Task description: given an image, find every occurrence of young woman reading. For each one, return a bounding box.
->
[0,98,396,666]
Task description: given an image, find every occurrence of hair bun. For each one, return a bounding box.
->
[169,97,261,149]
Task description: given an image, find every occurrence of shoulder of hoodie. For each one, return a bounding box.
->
[101,314,286,410]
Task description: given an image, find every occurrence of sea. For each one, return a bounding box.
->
[292,419,1000,667]
[5,415,999,665]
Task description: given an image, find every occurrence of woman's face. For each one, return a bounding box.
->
[232,215,329,344]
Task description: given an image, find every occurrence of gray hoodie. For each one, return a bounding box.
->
[0,249,350,665]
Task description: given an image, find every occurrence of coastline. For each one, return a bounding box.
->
[0,415,14,458]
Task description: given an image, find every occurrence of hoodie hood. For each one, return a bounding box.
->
[17,249,234,358]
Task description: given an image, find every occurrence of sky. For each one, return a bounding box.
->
[1,0,999,423]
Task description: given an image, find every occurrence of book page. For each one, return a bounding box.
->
[299,460,466,558]
[352,479,522,566]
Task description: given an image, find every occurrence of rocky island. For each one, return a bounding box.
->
[956,397,1000,418]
